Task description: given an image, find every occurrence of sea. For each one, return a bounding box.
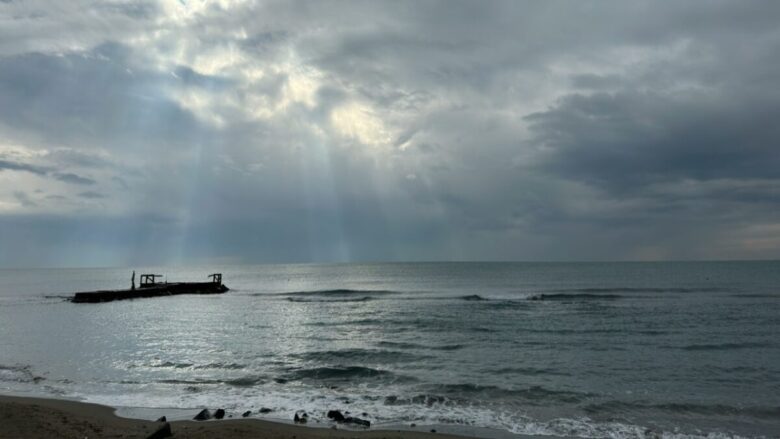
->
[0,262,778,438]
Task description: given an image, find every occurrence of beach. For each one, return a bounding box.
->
[0,395,484,439]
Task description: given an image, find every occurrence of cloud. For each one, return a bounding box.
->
[13,191,36,207]
[54,173,96,185]
[525,90,780,192]
[77,191,106,199]
[0,158,48,175]
[0,0,779,265]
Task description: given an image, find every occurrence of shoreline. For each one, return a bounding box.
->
[0,394,557,439]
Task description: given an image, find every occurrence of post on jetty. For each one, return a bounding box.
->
[208,273,223,286]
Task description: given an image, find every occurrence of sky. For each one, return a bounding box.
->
[1,0,779,267]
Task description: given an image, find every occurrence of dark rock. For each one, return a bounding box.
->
[294,411,308,424]
[361,412,368,417]
[214,408,225,419]
[345,416,370,427]
[146,422,172,439]
[242,410,252,417]
[193,409,211,421]
[259,407,272,414]
[327,410,346,422]
[155,416,167,422]
[431,429,437,433]
[410,423,416,427]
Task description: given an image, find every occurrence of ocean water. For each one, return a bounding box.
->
[0,262,779,438]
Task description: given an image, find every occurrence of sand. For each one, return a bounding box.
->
[0,395,475,439]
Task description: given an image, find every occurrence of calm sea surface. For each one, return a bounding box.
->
[1,262,778,438]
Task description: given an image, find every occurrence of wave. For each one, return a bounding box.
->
[291,348,425,363]
[193,362,246,370]
[514,327,668,336]
[286,296,374,303]
[549,287,724,294]
[679,342,773,351]
[225,375,267,387]
[731,293,780,298]
[145,361,194,369]
[374,341,466,351]
[432,344,466,351]
[528,293,623,301]
[280,366,416,383]
[157,378,225,385]
[157,375,267,387]
[584,400,780,420]
[375,341,425,349]
[420,383,593,404]
[460,294,488,301]
[304,318,387,327]
[487,366,570,376]
[0,364,45,384]
[275,289,400,297]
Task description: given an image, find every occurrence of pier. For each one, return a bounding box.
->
[71,273,228,303]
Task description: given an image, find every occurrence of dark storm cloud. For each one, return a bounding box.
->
[525,90,780,192]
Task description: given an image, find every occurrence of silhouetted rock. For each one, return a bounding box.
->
[259,407,272,414]
[155,416,166,422]
[430,429,437,433]
[193,409,211,421]
[294,411,308,424]
[214,408,225,419]
[345,416,370,427]
[242,410,252,417]
[146,422,172,439]
[327,410,346,422]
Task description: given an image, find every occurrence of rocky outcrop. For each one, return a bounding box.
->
[214,408,225,419]
[193,409,211,421]
[327,409,370,427]
[327,410,346,422]
[293,411,308,424]
[146,422,172,439]
[345,416,370,427]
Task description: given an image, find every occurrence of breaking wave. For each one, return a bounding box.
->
[584,400,780,420]
[0,364,45,384]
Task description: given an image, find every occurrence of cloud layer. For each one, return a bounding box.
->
[1,0,779,267]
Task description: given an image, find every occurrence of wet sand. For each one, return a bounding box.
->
[0,394,479,439]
